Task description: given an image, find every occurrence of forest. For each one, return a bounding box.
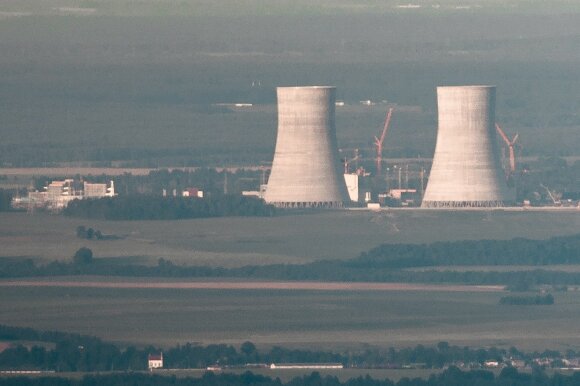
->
[0,324,573,372]
[63,194,275,220]
[351,234,580,268]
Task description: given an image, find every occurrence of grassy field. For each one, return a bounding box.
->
[148,368,445,382]
[0,210,579,266]
[1,210,579,352]
[1,283,580,351]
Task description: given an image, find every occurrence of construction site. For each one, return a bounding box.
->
[4,82,578,212]
[254,84,578,211]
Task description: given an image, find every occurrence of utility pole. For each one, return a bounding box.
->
[398,166,402,190]
[223,172,228,195]
[420,167,425,198]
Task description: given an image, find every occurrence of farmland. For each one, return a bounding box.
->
[0,209,579,352]
[1,0,580,364]
[0,210,579,266]
[2,282,580,351]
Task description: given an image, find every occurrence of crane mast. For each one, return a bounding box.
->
[495,123,519,175]
[374,107,393,175]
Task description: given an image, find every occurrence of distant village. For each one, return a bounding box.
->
[144,353,580,372]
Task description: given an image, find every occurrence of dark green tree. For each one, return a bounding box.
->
[73,247,93,265]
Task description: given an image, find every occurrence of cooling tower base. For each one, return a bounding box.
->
[269,201,345,209]
[421,200,509,208]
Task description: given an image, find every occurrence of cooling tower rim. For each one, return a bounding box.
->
[437,85,496,89]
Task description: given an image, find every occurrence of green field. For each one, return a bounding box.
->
[1,283,580,352]
[1,210,579,266]
[1,209,579,353]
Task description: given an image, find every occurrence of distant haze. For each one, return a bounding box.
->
[1,0,579,166]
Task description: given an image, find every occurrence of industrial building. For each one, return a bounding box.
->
[422,86,514,208]
[12,179,115,211]
[264,86,349,208]
[84,181,115,198]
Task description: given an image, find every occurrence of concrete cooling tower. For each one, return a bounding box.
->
[264,86,349,208]
[422,86,514,208]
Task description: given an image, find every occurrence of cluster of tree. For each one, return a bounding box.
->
[1,324,578,374]
[63,194,274,220]
[3,367,580,386]
[499,294,555,306]
[75,226,105,240]
[350,234,580,268]
[0,189,13,212]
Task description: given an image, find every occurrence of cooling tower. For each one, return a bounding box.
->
[422,86,514,208]
[264,86,349,208]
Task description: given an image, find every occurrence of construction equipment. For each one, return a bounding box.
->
[374,107,393,175]
[495,123,519,174]
[342,149,359,174]
[540,184,562,206]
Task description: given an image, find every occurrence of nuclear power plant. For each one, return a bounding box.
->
[422,86,514,208]
[264,86,349,208]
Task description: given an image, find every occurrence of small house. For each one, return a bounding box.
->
[148,353,163,370]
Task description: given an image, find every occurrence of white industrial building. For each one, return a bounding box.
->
[12,179,116,211]
[343,173,359,202]
[84,181,115,198]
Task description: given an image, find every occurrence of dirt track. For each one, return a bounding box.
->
[0,280,505,292]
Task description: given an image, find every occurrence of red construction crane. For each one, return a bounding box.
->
[495,123,519,174]
[374,107,393,175]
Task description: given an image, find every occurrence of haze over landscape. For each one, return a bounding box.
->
[1,1,580,385]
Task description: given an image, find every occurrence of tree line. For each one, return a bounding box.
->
[63,194,275,220]
[2,367,580,386]
[0,324,575,373]
[499,294,555,306]
[351,234,580,268]
[3,235,580,287]
[0,189,13,212]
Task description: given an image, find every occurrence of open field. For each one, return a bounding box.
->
[1,281,580,351]
[0,368,444,382]
[0,279,505,292]
[0,210,579,266]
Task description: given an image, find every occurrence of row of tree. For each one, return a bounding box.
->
[352,234,580,268]
[63,194,274,220]
[5,258,580,288]
[0,324,575,372]
[499,294,555,306]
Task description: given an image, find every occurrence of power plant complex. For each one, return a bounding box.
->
[264,86,349,208]
[422,86,514,208]
[264,84,516,209]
